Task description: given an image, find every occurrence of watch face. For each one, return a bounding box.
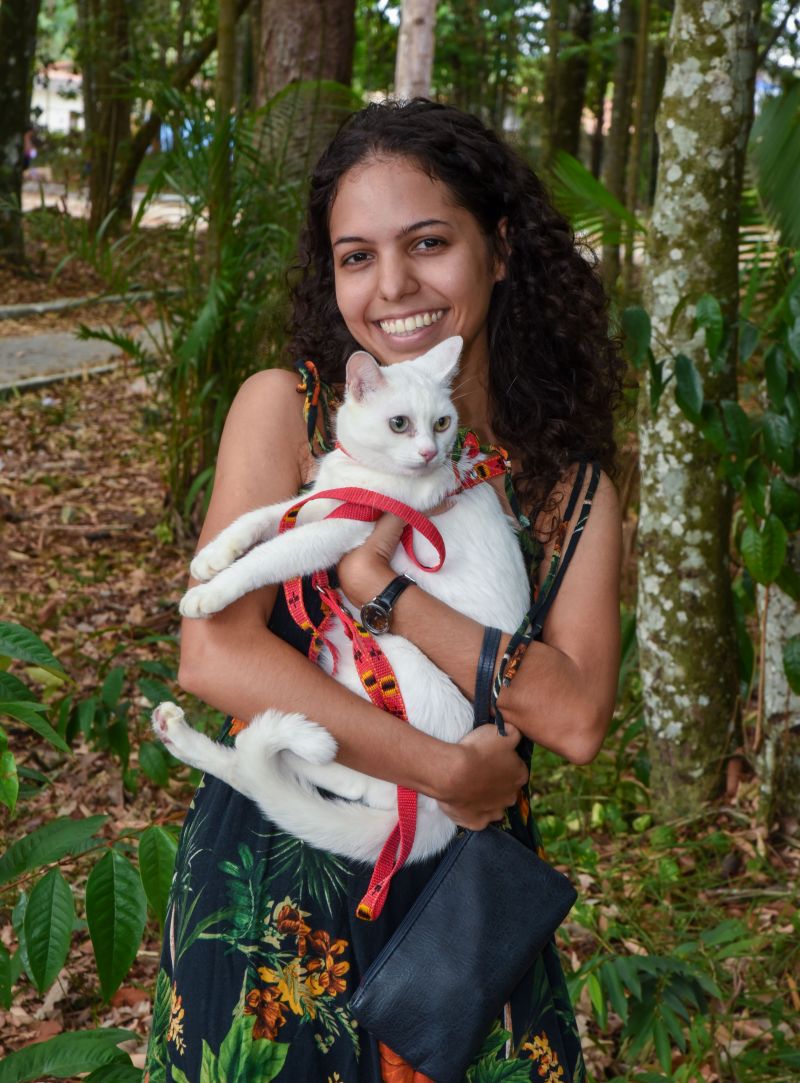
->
[361,602,390,634]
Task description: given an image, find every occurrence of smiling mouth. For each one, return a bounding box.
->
[378,309,445,336]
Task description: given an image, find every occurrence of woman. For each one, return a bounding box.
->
[145,99,622,1083]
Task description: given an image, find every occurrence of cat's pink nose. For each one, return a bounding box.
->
[419,447,436,462]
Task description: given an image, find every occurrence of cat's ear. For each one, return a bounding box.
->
[346,351,385,401]
[421,336,462,385]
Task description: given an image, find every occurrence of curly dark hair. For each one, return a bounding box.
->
[287,99,624,523]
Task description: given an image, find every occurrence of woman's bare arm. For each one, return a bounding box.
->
[177,369,528,827]
[337,469,622,765]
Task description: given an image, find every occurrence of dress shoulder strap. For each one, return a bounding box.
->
[491,461,601,726]
[294,360,338,456]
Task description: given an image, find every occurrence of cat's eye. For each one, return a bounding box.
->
[389,416,409,433]
[434,416,451,432]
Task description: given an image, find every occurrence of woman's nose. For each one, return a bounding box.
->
[377,255,417,301]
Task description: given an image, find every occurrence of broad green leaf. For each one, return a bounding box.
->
[765,345,788,409]
[622,307,651,369]
[0,744,18,813]
[776,564,800,601]
[138,676,174,708]
[648,353,667,413]
[0,701,70,753]
[674,354,704,422]
[763,412,796,472]
[783,635,800,695]
[0,672,37,702]
[0,816,107,887]
[771,476,800,532]
[698,402,726,453]
[101,667,125,710]
[0,942,11,1010]
[695,295,724,361]
[744,459,769,519]
[602,960,629,1020]
[586,971,606,1027]
[85,1065,143,1082]
[0,623,64,674]
[24,869,75,994]
[138,741,170,787]
[138,826,177,928]
[740,516,788,585]
[653,1017,672,1073]
[738,320,759,362]
[86,850,147,1001]
[720,400,750,459]
[0,1029,135,1083]
[789,315,800,362]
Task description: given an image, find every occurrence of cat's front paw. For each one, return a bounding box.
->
[152,701,186,749]
[190,537,244,581]
[180,583,227,619]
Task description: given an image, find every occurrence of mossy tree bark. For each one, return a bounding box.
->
[395,0,437,100]
[638,0,761,816]
[600,0,636,294]
[0,0,41,265]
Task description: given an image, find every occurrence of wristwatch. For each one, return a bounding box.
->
[360,574,415,635]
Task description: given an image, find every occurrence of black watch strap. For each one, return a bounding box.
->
[360,574,415,634]
[473,626,503,732]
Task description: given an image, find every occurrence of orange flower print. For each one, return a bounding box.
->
[275,902,311,954]
[244,985,288,1040]
[307,929,350,997]
[522,1032,565,1082]
[378,1041,436,1083]
[516,787,530,825]
[167,981,186,1055]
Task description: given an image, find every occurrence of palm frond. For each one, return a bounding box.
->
[749,84,800,250]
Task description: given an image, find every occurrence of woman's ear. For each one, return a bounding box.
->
[494,217,510,283]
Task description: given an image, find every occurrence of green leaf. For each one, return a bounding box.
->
[602,960,629,1021]
[86,851,147,1001]
[0,1029,135,1083]
[674,354,704,422]
[0,672,37,702]
[653,1017,672,1073]
[763,412,796,472]
[776,563,800,601]
[587,971,607,1027]
[648,353,667,413]
[0,623,64,674]
[720,400,751,459]
[783,635,800,695]
[0,816,107,887]
[789,315,800,362]
[0,742,19,813]
[138,826,177,928]
[138,741,170,787]
[24,869,75,994]
[741,516,788,585]
[698,402,726,453]
[85,1065,143,1082]
[695,295,724,362]
[0,701,70,753]
[101,667,125,710]
[771,476,800,533]
[622,307,651,369]
[749,83,800,249]
[765,345,789,410]
[0,942,11,1010]
[738,320,759,363]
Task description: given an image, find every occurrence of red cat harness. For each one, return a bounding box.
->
[280,433,508,920]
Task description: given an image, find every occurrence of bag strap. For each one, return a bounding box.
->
[492,461,601,721]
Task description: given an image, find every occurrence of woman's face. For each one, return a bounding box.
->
[328,156,505,374]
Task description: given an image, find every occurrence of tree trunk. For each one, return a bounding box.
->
[600,0,636,293]
[622,0,651,295]
[253,0,355,106]
[207,0,238,277]
[638,0,761,817]
[550,0,594,160]
[640,27,668,208]
[758,540,800,821]
[0,0,42,265]
[395,0,437,100]
[87,0,131,236]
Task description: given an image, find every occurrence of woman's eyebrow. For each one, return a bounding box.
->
[332,219,451,247]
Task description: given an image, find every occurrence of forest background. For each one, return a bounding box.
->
[0,0,799,1080]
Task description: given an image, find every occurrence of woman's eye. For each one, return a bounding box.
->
[341,251,370,266]
[415,237,443,252]
[434,416,451,432]
[389,416,409,433]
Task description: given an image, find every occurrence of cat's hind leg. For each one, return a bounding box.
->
[190,496,301,582]
[152,702,246,792]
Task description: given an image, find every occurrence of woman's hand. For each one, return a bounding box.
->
[437,722,529,829]
[337,513,406,607]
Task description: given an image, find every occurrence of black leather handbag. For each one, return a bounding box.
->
[349,824,577,1083]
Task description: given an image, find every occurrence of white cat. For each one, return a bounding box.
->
[153,336,529,864]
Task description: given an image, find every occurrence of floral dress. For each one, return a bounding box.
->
[145,364,588,1083]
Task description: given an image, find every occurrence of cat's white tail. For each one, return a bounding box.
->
[151,702,455,864]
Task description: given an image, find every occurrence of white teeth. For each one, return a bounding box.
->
[378,310,444,335]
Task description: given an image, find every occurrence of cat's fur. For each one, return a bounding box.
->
[153,336,529,863]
